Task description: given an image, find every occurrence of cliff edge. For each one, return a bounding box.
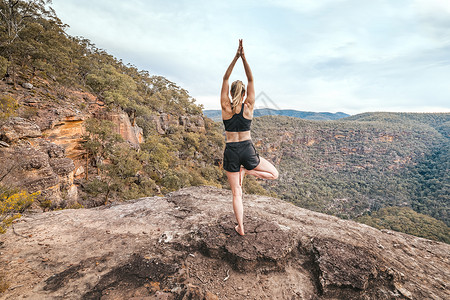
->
[1,186,449,299]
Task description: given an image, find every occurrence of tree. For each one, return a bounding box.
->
[82,118,123,179]
[101,143,143,203]
[86,64,140,108]
[0,55,7,77]
[0,0,55,84]
[0,0,53,44]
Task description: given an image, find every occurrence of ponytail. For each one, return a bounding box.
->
[230,80,245,113]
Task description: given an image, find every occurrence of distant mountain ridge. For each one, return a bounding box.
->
[203,108,350,121]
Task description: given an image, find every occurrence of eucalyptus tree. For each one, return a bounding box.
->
[0,0,54,83]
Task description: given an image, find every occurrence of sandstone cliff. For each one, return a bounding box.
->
[1,186,448,299]
[1,80,147,195]
[0,109,147,207]
[0,117,77,207]
[1,80,209,206]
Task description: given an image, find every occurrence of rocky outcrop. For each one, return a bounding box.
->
[0,117,41,143]
[10,82,94,176]
[1,186,448,299]
[197,216,292,273]
[153,113,206,135]
[101,110,144,148]
[41,107,145,175]
[0,118,77,207]
[42,115,86,161]
[179,114,206,133]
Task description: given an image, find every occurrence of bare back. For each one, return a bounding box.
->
[221,97,254,142]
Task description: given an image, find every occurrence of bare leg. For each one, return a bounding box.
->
[239,166,245,186]
[245,156,279,180]
[226,170,245,235]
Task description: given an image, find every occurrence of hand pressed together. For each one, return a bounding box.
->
[236,39,245,59]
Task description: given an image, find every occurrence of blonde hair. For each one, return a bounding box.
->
[230,80,245,113]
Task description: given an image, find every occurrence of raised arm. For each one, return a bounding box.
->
[240,42,255,106]
[221,40,242,109]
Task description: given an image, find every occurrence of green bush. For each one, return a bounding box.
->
[0,95,18,121]
[243,176,275,196]
[0,56,8,78]
[84,178,108,197]
[0,185,38,234]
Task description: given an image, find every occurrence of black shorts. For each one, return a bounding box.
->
[223,140,260,172]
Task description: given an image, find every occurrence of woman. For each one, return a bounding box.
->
[221,39,279,236]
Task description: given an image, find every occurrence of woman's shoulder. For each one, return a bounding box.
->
[244,100,255,112]
[243,101,254,119]
[221,102,234,120]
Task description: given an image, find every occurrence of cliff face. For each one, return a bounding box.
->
[1,186,448,299]
[42,115,86,172]
[252,121,427,171]
[4,80,147,176]
[0,87,146,206]
[94,110,144,149]
[0,118,77,206]
[1,80,211,206]
[0,83,140,204]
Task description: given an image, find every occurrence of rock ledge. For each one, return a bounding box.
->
[0,186,448,299]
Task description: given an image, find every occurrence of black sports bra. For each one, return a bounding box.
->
[223,103,252,132]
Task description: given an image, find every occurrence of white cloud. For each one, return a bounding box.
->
[413,0,450,16]
[262,0,348,13]
[51,0,450,113]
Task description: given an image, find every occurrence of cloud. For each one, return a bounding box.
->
[262,0,348,13]
[51,0,450,113]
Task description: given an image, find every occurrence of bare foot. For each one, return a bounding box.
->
[235,225,245,236]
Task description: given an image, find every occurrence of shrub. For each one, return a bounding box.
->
[38,199,52,211]
[0,56,8,78]
[0,271,8,293]
[83,178,108,197]
[0,185,39,234]
[243,176,273,196]
[20,106,39,119]
[0,95,19,121]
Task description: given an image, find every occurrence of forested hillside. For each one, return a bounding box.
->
[0,0,270,209]
[251,113,449,242]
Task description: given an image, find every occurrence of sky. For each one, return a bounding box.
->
[51,0,450,114]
